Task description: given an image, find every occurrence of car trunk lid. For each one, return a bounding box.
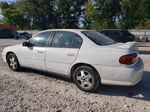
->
[107,42,139,54]
[118,42,138,54]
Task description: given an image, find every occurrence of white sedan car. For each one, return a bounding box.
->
[2,29,144,92]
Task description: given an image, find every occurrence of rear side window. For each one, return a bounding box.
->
[51,31,82,48]
[71,34,82,48]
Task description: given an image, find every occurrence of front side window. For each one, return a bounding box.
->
[29,31,51,47]
[82,31,116,45]
[51,31,82,48]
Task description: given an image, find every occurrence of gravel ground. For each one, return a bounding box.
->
[0,39,150,112]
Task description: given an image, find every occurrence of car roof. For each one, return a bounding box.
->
[42,29,89,33]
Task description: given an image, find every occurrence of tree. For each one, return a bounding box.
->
[119,0,144,29]
[94,0,122,29]
[0,0,86,29]
[134,20,150,29]
[15,0,56,30]
[83,0,95,29]
[54,0,86,29]
[0,19,4,24]
[1,0,150,30]
[119,0,150,29]
[0,1,30,29]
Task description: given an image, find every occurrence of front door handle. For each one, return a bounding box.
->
[38,50,43,53]
[67,53,75,56]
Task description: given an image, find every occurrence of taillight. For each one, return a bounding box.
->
[119,53,137,65]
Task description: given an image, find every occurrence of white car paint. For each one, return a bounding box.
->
[2,29,144,86]
[46,48,79,75]
[20,46,46,70]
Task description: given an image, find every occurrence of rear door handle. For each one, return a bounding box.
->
[67,53,75,56]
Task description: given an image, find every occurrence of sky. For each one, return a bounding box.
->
[0,0,17,19]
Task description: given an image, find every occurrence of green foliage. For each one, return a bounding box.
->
[83,1,95,29]
[15,0,56,29]
[117,0,150,29]
[0,1,30,29]
[0,0,150,30]
[119,0,144,29]
[0,0,86,29]
[134,20,150,29]
[54,0,86,28]
[94,0,122,29]
[0,19,4,24]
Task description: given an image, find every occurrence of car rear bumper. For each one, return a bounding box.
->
[94,57,144,86]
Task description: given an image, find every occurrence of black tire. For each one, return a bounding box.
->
[73,66,100,92]
[7,53,21,71]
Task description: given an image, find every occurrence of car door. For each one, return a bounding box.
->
[20,31,52,70]
[46,31,82,75]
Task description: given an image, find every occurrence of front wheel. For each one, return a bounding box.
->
[73,66,100,92]
[7,53,21,71]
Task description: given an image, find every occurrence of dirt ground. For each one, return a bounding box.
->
[0,39,150,112]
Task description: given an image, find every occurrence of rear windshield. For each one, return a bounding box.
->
[82,31,116,45]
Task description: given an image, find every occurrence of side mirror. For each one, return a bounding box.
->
[22,41,30,47]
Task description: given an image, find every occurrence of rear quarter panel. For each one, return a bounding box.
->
[73,46,129,67]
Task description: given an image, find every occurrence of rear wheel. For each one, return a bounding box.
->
[73,66,100,92]
[7,53,21,71]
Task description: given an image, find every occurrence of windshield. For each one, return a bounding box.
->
[82,31,116,45]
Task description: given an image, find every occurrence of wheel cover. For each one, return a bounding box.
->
[9,56,17,70]
[76,70,94,89]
